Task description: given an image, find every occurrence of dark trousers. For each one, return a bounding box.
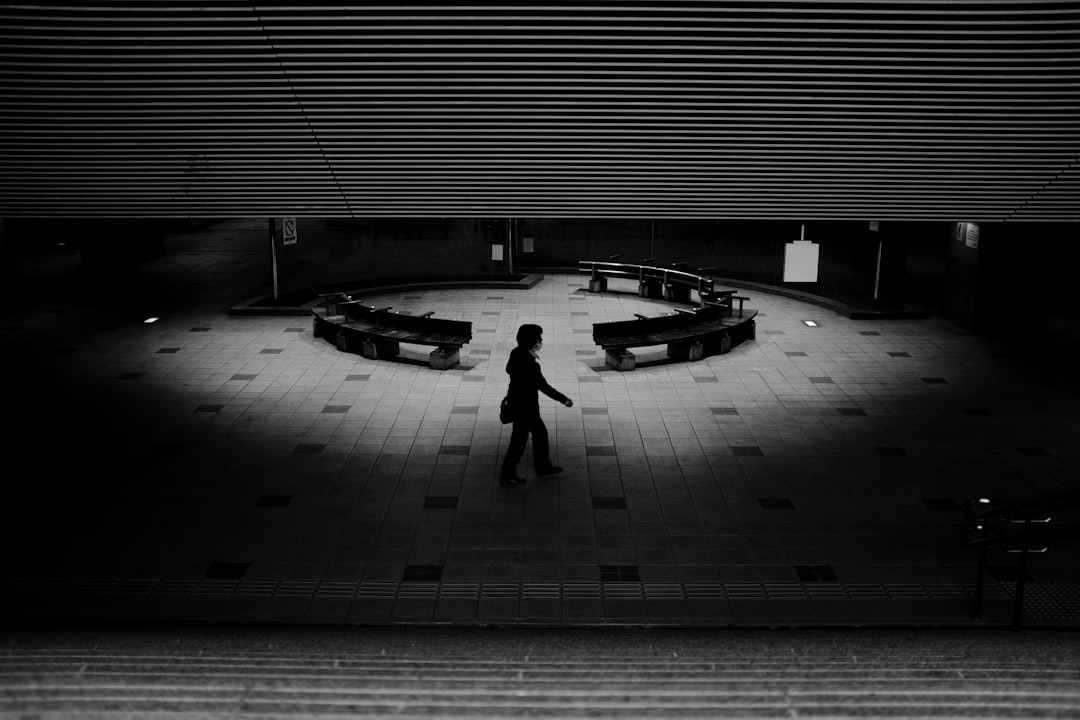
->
[500,412,551,478]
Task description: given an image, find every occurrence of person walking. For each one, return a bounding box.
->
[500,323,573,485]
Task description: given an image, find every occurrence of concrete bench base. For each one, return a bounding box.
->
[639,280,663,299]
[588,277,608,293]
[429,346,460,370]
[605,349,636,371]
[668,340,704,362]
[361,339,400,360]
[664,285,692,304]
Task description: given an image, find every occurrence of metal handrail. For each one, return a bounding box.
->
[962,488,1080,627]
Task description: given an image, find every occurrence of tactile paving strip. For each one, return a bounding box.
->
[5,577,1032,604]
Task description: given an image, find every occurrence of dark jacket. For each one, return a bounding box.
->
[506,346,567,416]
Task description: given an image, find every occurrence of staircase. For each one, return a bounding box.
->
[2,624,1078,718]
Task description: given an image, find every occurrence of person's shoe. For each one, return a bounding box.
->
[537,466,562,477]
[500,475,526,485]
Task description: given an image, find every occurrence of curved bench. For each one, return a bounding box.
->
[312,293,472,370]
[579,258,716,305]
[593,300,757,371]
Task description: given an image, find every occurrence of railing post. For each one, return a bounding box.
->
[1012,518,1033,628]
[972,545,987,619]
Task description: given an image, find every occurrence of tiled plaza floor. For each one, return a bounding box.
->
[2,219,1078,628]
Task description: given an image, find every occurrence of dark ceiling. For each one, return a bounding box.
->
[1,2,1078,220]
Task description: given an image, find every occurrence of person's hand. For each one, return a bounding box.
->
[563,398,574,408]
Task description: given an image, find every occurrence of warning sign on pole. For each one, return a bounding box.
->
[283,217,297,246]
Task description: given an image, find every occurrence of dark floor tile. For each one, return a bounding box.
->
[206,562,250,579]
[1017,447,1051,457]
[694,376,719,383]
[190,327,211,332]
[758,497,796,510]
[118,372,144,380]
[322,405,350,413]
[440,445,470,455]
[284,327,305,333]
[859,331,880,336]
[600,565,640,582]
[260,348,283,354]
[989,566,1032,582]
[808,377,834,384]
[587,446,618,456]
[231,373,258,381]
[256,494,293,507]
[922,377,948,384]
[875,446,908,457]
[403,565,444,582]
[888,351,911,358]
[195,404,224,413]
[592,497,628,510]
[785,351,808,357]
[451,406,479,414]
[838,408,866,416]
[294,443,326,454]
[156,347,180,354]
[424,496,459,510]
[794,565,839,582]
[346,374,370,381]
[711,407,739,416]
[732,446,764,457]
[582,407,609,415]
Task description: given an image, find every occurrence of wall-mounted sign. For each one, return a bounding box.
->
[955,221,979,250]
[869,221,879,232]
[783,240,819,282]
[491,243,504,261]
[522,236,534,253]
[283,217,297,246]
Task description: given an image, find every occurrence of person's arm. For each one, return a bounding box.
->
[536,367,572,406]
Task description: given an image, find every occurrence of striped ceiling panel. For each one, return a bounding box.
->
[1,2,1078,220]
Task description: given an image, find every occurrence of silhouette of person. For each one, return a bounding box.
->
[500,323,573,485]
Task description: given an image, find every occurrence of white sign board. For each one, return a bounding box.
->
[783,240,819,282]
[491,244,504,261]
[282,217,297,246]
